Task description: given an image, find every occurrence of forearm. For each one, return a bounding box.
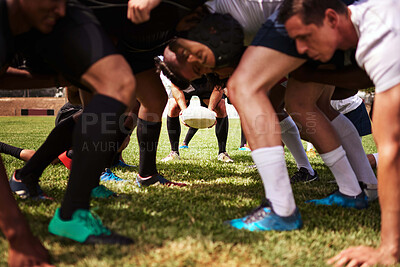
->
[373,86,400,261]
[208,88,223,111]
[291,65,373,90]
[0,67,67,89]
[171,85,187,110]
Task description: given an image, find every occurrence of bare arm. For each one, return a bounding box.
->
[127,0,162,24]
[290,64,373,90]
[207,86,223,111]
[0,67,68,89]
[328,83,400,266]
[171,84,188,111]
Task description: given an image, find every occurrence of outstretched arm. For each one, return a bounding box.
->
[328,83,400,266]
[0,67,68,89]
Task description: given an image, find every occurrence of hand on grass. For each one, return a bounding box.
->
[8,233,54,267]
[327,246,397,267]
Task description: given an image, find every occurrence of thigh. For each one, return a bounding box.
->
[285,78,325,109]
[230,46,305,95]
[136,68,168,121]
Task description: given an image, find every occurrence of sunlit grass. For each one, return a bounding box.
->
[0,116,384,266]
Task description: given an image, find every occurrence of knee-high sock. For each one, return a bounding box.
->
[280,117,314,175]
[215,117,229,154]
[252,146,296,216]
[0,142,23,159]
[331,114,377,185]
[137,118,162,177]
[167,116,181,152]
[17,116,75,185]
[320,146,362,196]
[183,127,198,146]
[61,95,126,219]
[110,115,136,167]
[240,124,247,148]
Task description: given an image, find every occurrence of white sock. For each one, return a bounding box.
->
[331,114,377,185]
[306,142,314,151]
[373,153,379,167]
[320,146,362,196]
[280,117,314,175]
[252,146,296,216]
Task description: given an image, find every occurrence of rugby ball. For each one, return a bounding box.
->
[180,106,217,129]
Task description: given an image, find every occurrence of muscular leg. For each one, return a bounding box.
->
[166,98,183,153]
[228,47,305,217]
[204,98,229,155]
[61,54,135,219]
[317,97,377,187]
[269,84,315,177]
[135,69,168,177]
[285,79,361,197]
[228,47,305,149]
[161,98,184,162]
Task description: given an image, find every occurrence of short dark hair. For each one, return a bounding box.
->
[278,0,348,26]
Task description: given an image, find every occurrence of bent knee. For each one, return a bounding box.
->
[83,55,136,105]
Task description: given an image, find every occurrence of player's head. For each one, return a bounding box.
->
[17,0,66,34]
[162,13,244,87]
[278,0,348,62]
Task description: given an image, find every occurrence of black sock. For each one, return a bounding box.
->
[60,95,126,220]
[137,118,161,177]
[216,117,229,154]
[167,116,181,152]
[110,114,136,166]
[17,116,75,187]
[240,124,247,148]
[0,142,23,159]
[183,127,198,146]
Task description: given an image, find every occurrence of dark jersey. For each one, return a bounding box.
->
[80,0,207,73]
[182,76,219,100]
[17,0,207,81]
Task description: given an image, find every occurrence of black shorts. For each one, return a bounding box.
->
[118,40,166,74]
[251,9,307,59]
[344,102,372,137]
[55,102,83,126]
[27,0,117,84]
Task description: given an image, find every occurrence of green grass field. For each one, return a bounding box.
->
[0,116,383,266]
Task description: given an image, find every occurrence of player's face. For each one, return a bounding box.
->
[163,38,216,81]
[20,0,66,33]
[285,14,337,62]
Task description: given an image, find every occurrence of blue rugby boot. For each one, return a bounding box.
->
[100,169,127,182]
[179,143,189,149]
[306,190,368,209]
[225,199,303,231]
